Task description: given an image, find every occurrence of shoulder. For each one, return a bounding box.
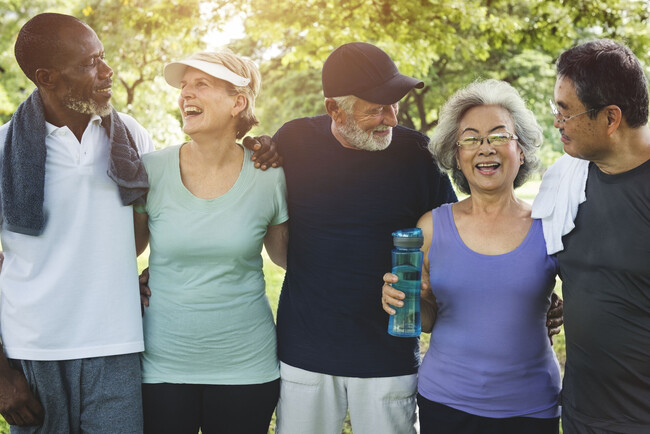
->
[276,115,329,137]
[142,144,180,172]
[247,155,287,190]
[392,125,430,148]
[417,210,433,229]
[117,112,155,154]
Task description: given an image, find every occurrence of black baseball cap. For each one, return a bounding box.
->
[322,42,424,105]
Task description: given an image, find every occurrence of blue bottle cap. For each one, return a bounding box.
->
[392,228,424,248]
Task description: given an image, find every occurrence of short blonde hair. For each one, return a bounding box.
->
[189,51,261,139]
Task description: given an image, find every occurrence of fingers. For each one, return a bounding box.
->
[139,267,151,311]
[13,399,44,427]
[546,316,563,329]
[241,136,259,151]
[382,273,398,284]
[381,276,405,315]
[546,293,564,330]
[252,149,281,170]
[0,370,44,427]
[138,267,149,283]
[547,326,562,337]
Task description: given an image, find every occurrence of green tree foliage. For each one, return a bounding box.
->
[2,0,649,159]
[0,0,80,122]
[78,0,219,147]
[228,0,650,163]
[0,0,233,147]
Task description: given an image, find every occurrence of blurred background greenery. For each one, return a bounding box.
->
[2,0,650,174]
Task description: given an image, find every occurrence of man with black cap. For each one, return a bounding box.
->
[270,42,457,434]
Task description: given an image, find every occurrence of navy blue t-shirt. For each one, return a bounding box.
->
[274,115,456,377]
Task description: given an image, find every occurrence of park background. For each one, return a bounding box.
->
[1,0,650,432]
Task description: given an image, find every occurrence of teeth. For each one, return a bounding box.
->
[97,87,111,93]
[184,106,203,115]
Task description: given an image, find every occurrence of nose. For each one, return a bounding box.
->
[382,104,398,127]
[477,139,496,155]
[98,58,113,79]
[180,85,193,100]
[552,116,563,129]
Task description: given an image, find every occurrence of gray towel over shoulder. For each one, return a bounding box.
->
[1,89,149,236]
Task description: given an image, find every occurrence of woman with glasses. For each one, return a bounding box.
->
[382,79,561,434]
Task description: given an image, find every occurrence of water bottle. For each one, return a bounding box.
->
[387,228,423,337]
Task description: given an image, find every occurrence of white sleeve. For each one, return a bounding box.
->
[117,112,156,155]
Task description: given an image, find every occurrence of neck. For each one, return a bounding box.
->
[185,133,241,167]
[464,189,528,215]
[330,119,359,150]
[40,91,92,141]
[594,125,650,174]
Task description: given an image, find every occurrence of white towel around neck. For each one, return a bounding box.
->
[531,154,590,255]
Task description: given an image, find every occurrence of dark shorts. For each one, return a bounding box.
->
[142,379,280,434]
[417,393,559,434]
[10,353,142,434]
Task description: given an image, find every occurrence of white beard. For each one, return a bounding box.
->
[63,90,112,117]
[336,116,392,151]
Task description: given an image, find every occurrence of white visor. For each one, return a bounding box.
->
[163,59,250,89]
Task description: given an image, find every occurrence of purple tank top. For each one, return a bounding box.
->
[418,203,561,418]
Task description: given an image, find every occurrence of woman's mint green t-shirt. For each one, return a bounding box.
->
[140,144,288,385]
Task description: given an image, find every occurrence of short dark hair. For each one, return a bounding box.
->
[556,39,649,128]
[14,13,88,84]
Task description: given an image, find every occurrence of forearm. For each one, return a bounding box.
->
[133,210,149,257]
[420,295,437,333]
[264,222,288,270]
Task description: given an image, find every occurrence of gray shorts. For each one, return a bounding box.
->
[10,353,142,434]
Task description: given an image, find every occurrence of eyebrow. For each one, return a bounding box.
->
[460,125,509,134]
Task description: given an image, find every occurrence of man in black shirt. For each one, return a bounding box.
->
[551,39,650,434]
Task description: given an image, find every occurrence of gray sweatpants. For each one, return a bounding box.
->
[10,353,142,434]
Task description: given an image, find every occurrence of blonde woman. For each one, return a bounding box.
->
[134,51,288,434]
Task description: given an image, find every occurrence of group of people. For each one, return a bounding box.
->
[0,11,647,434]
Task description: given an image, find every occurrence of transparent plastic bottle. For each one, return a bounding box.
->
[387,228,423,337]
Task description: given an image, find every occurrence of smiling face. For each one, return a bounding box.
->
[456,105,523,195]
[334,98,398,151]
[55,23,113,117]
[553,75,608,161]
[178,67,243,139]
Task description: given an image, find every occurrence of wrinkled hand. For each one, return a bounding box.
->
[546,292,564,345]
[381,273,405,315]
[242,136,283,170]
[0,366,44,426]
[139,267,151,313]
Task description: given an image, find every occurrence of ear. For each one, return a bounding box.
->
[325,98,346,125]
[604,105,622,135]
[231,94,247,118]
[34,68,58,90]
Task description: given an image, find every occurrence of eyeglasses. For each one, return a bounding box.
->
[456,132,518,149]
[549,99,599,123]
